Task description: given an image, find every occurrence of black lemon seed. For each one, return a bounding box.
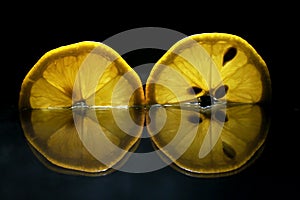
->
[188,87,203,95]
[188,115,202,124]
[215,85,229,99]
[222,142,236,159]
[214,110,228,122]
[223,47,237,66]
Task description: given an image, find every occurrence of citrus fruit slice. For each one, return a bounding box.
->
[145,33,271,106]
[147,104,270,177]
[19,41,144,110]
[20,108,144,174]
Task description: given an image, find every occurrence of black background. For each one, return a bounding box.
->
[1,4,299,200]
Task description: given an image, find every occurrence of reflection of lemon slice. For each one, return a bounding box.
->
[20,108,144,174]
[145,33,271,105]
[19,41,144,110]
[147,104,270,177]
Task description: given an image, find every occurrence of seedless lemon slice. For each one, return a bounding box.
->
[20,108,144,174]
[19,41,144,110]
[145,33,271,105]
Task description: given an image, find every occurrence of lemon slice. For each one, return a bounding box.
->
[19,41,144,110]
[20,108,144,174]
[145,33,271,105]
[147,104,270,177]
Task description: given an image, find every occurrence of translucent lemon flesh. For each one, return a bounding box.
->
[19,41,144,110]
[20,108,144,174]
[147,104,270,176]
[145,33,271,105]
[18,33,272,176]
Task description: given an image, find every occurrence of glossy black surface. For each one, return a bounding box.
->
[2,11,299,199]
[1,105,299,199]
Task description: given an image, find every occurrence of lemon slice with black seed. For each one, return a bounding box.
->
[147,104,270,177]
[145,33,271,106]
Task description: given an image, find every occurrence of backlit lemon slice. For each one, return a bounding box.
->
[19,41,144,110]
[147,104,270,177]
[20,108,144,174]
[145,33,271,106]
